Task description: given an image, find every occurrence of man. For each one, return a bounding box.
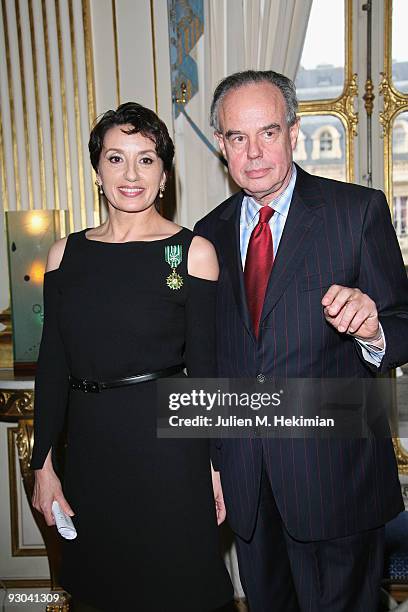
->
[195,70,408,611]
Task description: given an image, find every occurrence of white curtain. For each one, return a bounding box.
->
[174,0,312,227]
[200,0,314,212]
[207,0,313,91]
[242,0,313,74]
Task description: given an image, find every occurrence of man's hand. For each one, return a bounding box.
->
[211,463,226,525]
[322,285,383,345]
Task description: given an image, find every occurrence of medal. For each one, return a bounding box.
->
[164,245,183,290]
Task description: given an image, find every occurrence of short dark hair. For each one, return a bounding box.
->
[88,102,174,173]
[210,70,298,132]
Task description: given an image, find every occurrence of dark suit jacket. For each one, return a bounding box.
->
[195,165,408,542]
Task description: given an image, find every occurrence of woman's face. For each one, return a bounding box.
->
[96,124,166,214]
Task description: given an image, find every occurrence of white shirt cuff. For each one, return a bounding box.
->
[354,323,386,367]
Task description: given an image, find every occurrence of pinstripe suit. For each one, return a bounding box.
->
[195,165,408,611]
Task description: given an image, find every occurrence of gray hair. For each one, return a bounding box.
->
[210,70,298,132]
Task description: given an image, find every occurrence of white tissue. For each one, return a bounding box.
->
[51,501,77,540]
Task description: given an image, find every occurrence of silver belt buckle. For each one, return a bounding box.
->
[81,379,100,393]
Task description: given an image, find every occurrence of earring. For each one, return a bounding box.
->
[159,184,165,199]
[95,180,103,195]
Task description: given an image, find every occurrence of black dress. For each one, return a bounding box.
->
[30,228,233,612]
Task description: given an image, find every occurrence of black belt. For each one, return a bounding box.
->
[69,364,185,393]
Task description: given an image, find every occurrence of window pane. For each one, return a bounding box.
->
[392,0,408,94]
[294,115,346,182]
[392,111,408,264]
[295,0,345,101]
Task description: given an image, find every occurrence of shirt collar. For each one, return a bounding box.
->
[243,163,297,227]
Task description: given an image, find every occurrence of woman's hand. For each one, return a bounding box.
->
[211,463,226,525]
[32,450,74,526]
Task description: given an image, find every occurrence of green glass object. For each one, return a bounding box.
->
[5,210,68,372]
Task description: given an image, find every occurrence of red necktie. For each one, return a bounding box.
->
[244,206,275,338]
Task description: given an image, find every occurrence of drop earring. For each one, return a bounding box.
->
[95,180,103,195]
[159,184,165,199]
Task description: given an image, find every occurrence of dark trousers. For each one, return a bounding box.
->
[235,467,384,612]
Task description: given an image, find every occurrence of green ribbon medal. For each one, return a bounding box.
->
[164,244,183,290]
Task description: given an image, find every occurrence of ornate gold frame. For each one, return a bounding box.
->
[379,0,408,475]
[297,0,408,475]
[0,386,45,556]
[1,385,70,609]
[379,0,408,213]
[394,437,408,475]
[7,425,46,556]
[297,0,357,183]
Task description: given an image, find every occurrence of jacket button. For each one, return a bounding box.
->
[257,373,266,383]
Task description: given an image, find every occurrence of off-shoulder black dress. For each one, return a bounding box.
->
[31,228,232,612]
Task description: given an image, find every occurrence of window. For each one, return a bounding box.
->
[402,197,408,235]
[295,0,345,102]
[295,0,355,182]
[391,113,408,262]
[311,124,342,161]
[393,122,408,154]
[320,130,333,152]
[394,196,408,237]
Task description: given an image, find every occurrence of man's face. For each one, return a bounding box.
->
[215,82,299,203]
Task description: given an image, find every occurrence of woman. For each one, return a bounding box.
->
[31,102,233,611]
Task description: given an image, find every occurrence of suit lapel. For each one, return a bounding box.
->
[216,192,255,341]
[260,167,326,324]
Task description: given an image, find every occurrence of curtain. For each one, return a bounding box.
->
[203,0,313,212]
[242,0,313,75]
[174,0,312,228]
